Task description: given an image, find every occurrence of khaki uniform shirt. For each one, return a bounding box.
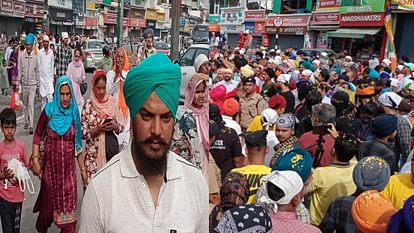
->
[79,144,209,233]
[239,93,267,130]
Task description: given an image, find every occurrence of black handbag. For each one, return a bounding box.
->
[105,131,119,162]
[80,82,87,95]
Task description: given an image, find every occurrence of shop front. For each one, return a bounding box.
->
[208,15,220,35]
[245,10,266,48]
[219,7,245,48]
[48,0,73,35]
[0,0,23,34]
[266,14,311,50]
[310,12,340,49]
[103,12,116,38]
[327,12,385,57]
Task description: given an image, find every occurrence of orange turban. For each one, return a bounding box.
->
[356,86,375,97]
[352,190,397,233]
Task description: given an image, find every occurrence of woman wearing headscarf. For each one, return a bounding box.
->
[209,172,250,232]
[31,76,84,233]
[106,48,130,151]
[171,74,209,180]
[81,69,123,185]
[184,73,209,179]
[66,47,85,112]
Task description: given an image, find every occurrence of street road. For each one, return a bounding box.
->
[0,72,94,232]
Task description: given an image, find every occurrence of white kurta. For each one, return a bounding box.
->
[37,49,55,98]
[106,70,131,151]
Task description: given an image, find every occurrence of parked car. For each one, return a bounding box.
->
[175,44,210,104]
[154,41,171,57]
[83,39,107,71]
[300,48,336,59]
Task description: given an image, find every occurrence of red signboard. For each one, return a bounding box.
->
[255,22,266,34]
[340,13,384,27]
[245,10,265,22]
[266,14,310,27]
[263,34,269,46]
[85,17,97,27]
[319,0,340,9]
[25,3,44,18]
[129,18,146,28]
[13,1,25,13]
[311,12,340,25]
[104,13,117,24]
[1,0,13,12]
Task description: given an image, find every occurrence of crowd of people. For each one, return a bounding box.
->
[205,45,414,232]
[1,27,414,233]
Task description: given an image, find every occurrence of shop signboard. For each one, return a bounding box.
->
[266,14,311,27]
[145,8,158,21]
[317,0,340,10]
[13,1,25,18]
[209,15,220,24]
[278,26,306,35]
[311,12,340,25]
[340,0,386,13]
[245,9,265,22]
[1,0,13,13]
[25,3,44,18]
[221,24,244,33]
[49,0,73,10]
[85,17,97,28]
[220,7,244,25]
[104,13,117,24]
[255,22,266,34]
[391,0,414,11]
[340,12,384,27]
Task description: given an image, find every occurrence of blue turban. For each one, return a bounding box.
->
[299,60,315,72]
[25,33,35,45]
[124,53,182,119]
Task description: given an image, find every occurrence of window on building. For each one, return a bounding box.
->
[280,0,314,14]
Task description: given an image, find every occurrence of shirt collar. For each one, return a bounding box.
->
[120,143,182,181]
[271,211,297,221]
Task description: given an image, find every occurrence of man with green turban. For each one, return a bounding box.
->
[80,53,208,233]
[18,33,38,134]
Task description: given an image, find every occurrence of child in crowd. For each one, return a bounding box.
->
[0,59,9,95]
[0,108,29,233]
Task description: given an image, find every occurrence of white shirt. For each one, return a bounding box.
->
[37,48,55,97]
[5,46,12,63]
[215,79,239,94]
[222,115,242,136]
[106,70,131,151]
[79,146,208,233]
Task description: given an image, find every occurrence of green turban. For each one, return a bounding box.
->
[124,53,182,119]
[299,60,315,72]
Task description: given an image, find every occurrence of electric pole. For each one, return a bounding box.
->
[170,0,180,60]
[117,0,124,48]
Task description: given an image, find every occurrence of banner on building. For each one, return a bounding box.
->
[317,0,340,10]
[340,0,386,13]
[220,7,245,25]
[391,0,414,10]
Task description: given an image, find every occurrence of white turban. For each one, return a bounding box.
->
[256,170,303,213]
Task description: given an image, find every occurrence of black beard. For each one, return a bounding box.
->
[132,137,170,176]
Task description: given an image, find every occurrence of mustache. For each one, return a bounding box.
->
[143,135,167,145]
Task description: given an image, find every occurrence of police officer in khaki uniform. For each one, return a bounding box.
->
[239,77,267,130]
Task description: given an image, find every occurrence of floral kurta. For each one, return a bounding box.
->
[81,99,122,182]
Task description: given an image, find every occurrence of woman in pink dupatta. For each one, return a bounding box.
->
[67,48,86,112]
[184,73,209,179]
[81,69,123,184]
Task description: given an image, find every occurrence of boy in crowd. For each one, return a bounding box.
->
[0,108,29,233]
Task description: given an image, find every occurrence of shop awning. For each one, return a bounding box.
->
[326,28,381,38]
